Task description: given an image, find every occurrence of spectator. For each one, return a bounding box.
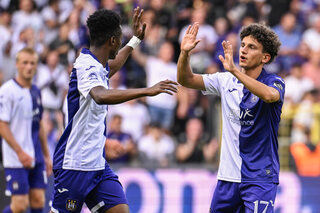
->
[49,22,76,66]
[302,14,320,52]
[290,127,320,176]
[138,122,175,168]
[0,8,12,85]
[132,41,179,130]
[106,114,136,163]
[302,50,320,89]
[11,0,43,34]
[284,63,314,105]
[176,118,219,164]
[179,6,218,73]
[273,12,302,73]
[34,50,69,111]
[41,0,60,45]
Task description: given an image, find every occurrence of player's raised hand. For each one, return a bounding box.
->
[132,7,146,40]
[148,80,178,96]
[181,22,201,53]
[219,40,237,73]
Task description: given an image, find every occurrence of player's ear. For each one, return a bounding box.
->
[110,36,116,46]
[262,53,271,64]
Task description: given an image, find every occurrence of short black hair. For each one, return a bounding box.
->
[86,9,122,47]
[240,23,281,64]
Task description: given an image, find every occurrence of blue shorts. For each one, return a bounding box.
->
[4,162,47,195]
[210,180,277,213]
[51,168,128,213]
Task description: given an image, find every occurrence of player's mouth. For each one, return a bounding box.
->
[240,55,247,62]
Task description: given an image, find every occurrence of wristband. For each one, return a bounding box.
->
[126,36,141,49]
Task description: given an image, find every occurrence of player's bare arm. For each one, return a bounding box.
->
[177,22,205,90]
[90,79,178,105]
[219,40,280,103]
[39,120,53,176]
[109,7,146,77]
[0,121,34,168]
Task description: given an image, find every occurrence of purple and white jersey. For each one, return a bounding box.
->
[202,69,285,183]
[53,48,110,171]
[0,79,43,168]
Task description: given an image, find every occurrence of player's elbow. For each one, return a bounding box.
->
[263,92,280,103]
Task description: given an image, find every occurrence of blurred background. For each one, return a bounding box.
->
[0,0,320,212]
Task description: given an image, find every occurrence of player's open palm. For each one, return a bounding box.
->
[219,40,237,73]
[181,23,201,53]
[132,7,146,40]
[149,80,178,96]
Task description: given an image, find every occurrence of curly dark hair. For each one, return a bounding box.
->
[86,9,122,47]
[240,23,281,64]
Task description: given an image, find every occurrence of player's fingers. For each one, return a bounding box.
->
[194,39,201,46]
[137,8,143,23]
[163,79,178,85]
[190,22,199,34]
[186,25,191,34]
[133,7,138,22]
[142,23,147,34]
[219,55,225,63]
[162,84,178,93]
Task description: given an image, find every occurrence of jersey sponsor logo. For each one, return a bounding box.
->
[228,108,255,126]
[66,199,78,211]
[58,188,69,193]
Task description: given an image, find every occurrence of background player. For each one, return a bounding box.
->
[0,47,52,213]
[50,7,177,213]
[177,22,284,212]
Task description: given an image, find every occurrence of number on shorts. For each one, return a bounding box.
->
[253,200,269,213]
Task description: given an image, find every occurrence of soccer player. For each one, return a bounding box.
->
[50,8,177,213]
[0,47,52,213]
[177,23,284,212]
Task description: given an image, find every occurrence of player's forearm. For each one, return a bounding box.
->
[177,51,205,90]
[0,121,23,154]
[108,45,133,78]
[39,121,50,158]
[91,87,150,105]
[177,51,193,86]
[231,69,280,103]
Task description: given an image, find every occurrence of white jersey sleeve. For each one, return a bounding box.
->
[76,64,106,99]
[201,72,229,96]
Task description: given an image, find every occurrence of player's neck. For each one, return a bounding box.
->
[242,65,263,79]
[89,46,109,67]
[15,76,32,88]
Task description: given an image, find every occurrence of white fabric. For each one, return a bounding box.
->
[145,57,177,109]
[34,63,69,110]
[0,80,36,168]
[62,52,108,171]
[202,72,244,182]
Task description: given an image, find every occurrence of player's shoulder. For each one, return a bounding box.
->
[0,79,18,93]
[264,71,285,85]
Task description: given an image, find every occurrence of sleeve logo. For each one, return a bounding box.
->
[273,82,283,91]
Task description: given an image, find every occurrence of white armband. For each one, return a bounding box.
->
[126,36,141,49]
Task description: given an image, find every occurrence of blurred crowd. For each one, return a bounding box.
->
[0,0,320,174]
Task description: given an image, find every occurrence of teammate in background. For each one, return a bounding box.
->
[50,8,177,213]
[0,48,52,213]
[177,23,284,212]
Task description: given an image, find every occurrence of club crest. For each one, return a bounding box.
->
[66,199,78,211]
